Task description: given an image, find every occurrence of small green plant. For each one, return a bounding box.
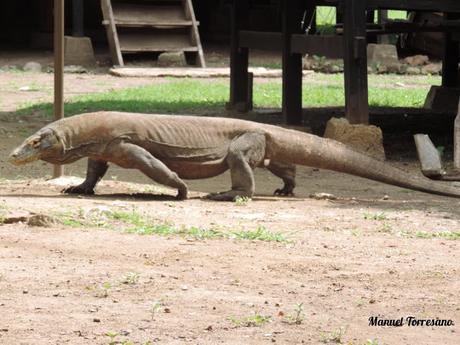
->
[363,212,387,221]
[121,272,140,285]
[227,312,271,327]
[96,281,112,298]
[105,331,119,345]
[365,339,380,345]
[230,226,287,242]
[320,327,346,343]
[379,223,393,234]
[234,196,251,206]
[150,300,163,320]
[284,303,306,325]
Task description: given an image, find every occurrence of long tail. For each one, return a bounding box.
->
[266,127,460,198]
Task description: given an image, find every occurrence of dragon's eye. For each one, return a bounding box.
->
[31,139,40,148]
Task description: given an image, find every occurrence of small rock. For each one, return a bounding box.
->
[63,65,88,74]
[382,195,390,200]
[309,192,337,200]
[421,63,442,75]
[164,307,171,313]
[180,285,188,291]
[23,289,28,294]
[157,52,187,67]
[205,325,213,331]
[92,318,101,323]
[23,61,42,73]
[404,55,429,66]
[406,66,421,75]
[27,214,56,227]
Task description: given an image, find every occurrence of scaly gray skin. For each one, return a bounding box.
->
[9,111,460,200]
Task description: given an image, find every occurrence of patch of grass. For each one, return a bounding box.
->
[230,226,288,242]
[15,79,431,118]
[228,313,271,327]
[415,230,460,240]
[57,206,290,243]
[363,212,387,221]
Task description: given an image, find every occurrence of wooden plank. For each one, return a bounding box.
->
[54,0,64,178]
[112,3,192,27]
[239,31,283,50]
[101,0,124,66]
[366,0,460,12]
[118,32,197,52]
[185,0,206,67]
[343,0,369,124]
[291,35,343,58]
[282,0,305,125]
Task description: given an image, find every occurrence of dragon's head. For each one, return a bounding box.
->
[9,128,62,165]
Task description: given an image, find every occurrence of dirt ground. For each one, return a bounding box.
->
[0,53,459,345]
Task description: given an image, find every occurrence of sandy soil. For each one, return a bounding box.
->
[0,59,459,345]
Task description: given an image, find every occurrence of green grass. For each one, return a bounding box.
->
[59,209,288,243]
[16,79,432,118]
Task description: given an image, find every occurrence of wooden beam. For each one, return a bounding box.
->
[291,35,343,58]
[343,0,369,124]
[54,0,65,178]
[282,0,305,125]
[366,0,460,12]
[239,31,283,50]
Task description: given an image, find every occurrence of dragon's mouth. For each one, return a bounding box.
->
[8,149,40,166]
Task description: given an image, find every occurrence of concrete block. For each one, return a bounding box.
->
[324,117,386,161]
[424,86,460,112]
[367,43,399,66]
[64,36,96,67]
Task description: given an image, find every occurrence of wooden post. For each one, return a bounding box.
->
[72,0,84,37]
[229,0,250,112]
[442,13,460,88]
[343,0,369,124]
[282,0,304,125]
[54,0,64,178]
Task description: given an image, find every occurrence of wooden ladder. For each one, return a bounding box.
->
[101,0,205,67]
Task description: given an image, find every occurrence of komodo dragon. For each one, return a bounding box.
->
[8,111,460,200]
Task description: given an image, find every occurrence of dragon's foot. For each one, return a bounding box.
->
[176,187,188,200]
[62,184,95,195]
[274,187,294,197]
[205,190,253,202]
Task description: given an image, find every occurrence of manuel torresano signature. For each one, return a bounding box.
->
[368,316,455,327]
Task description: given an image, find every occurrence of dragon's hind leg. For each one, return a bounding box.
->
[63,159,108,195]
[207,132,265,201]
[266,161,296,196]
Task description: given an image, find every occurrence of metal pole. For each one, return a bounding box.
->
[53,0,64,178]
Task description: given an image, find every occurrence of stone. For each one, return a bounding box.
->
[424,86,460,112]
[403,55,429,66]
[367,44,399,66]
[64,36,96,67]
[421,63,442,75]
[405,66,421,75]
[23,62,42,73]
[157,51,187,67]
[324,117,386,161]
